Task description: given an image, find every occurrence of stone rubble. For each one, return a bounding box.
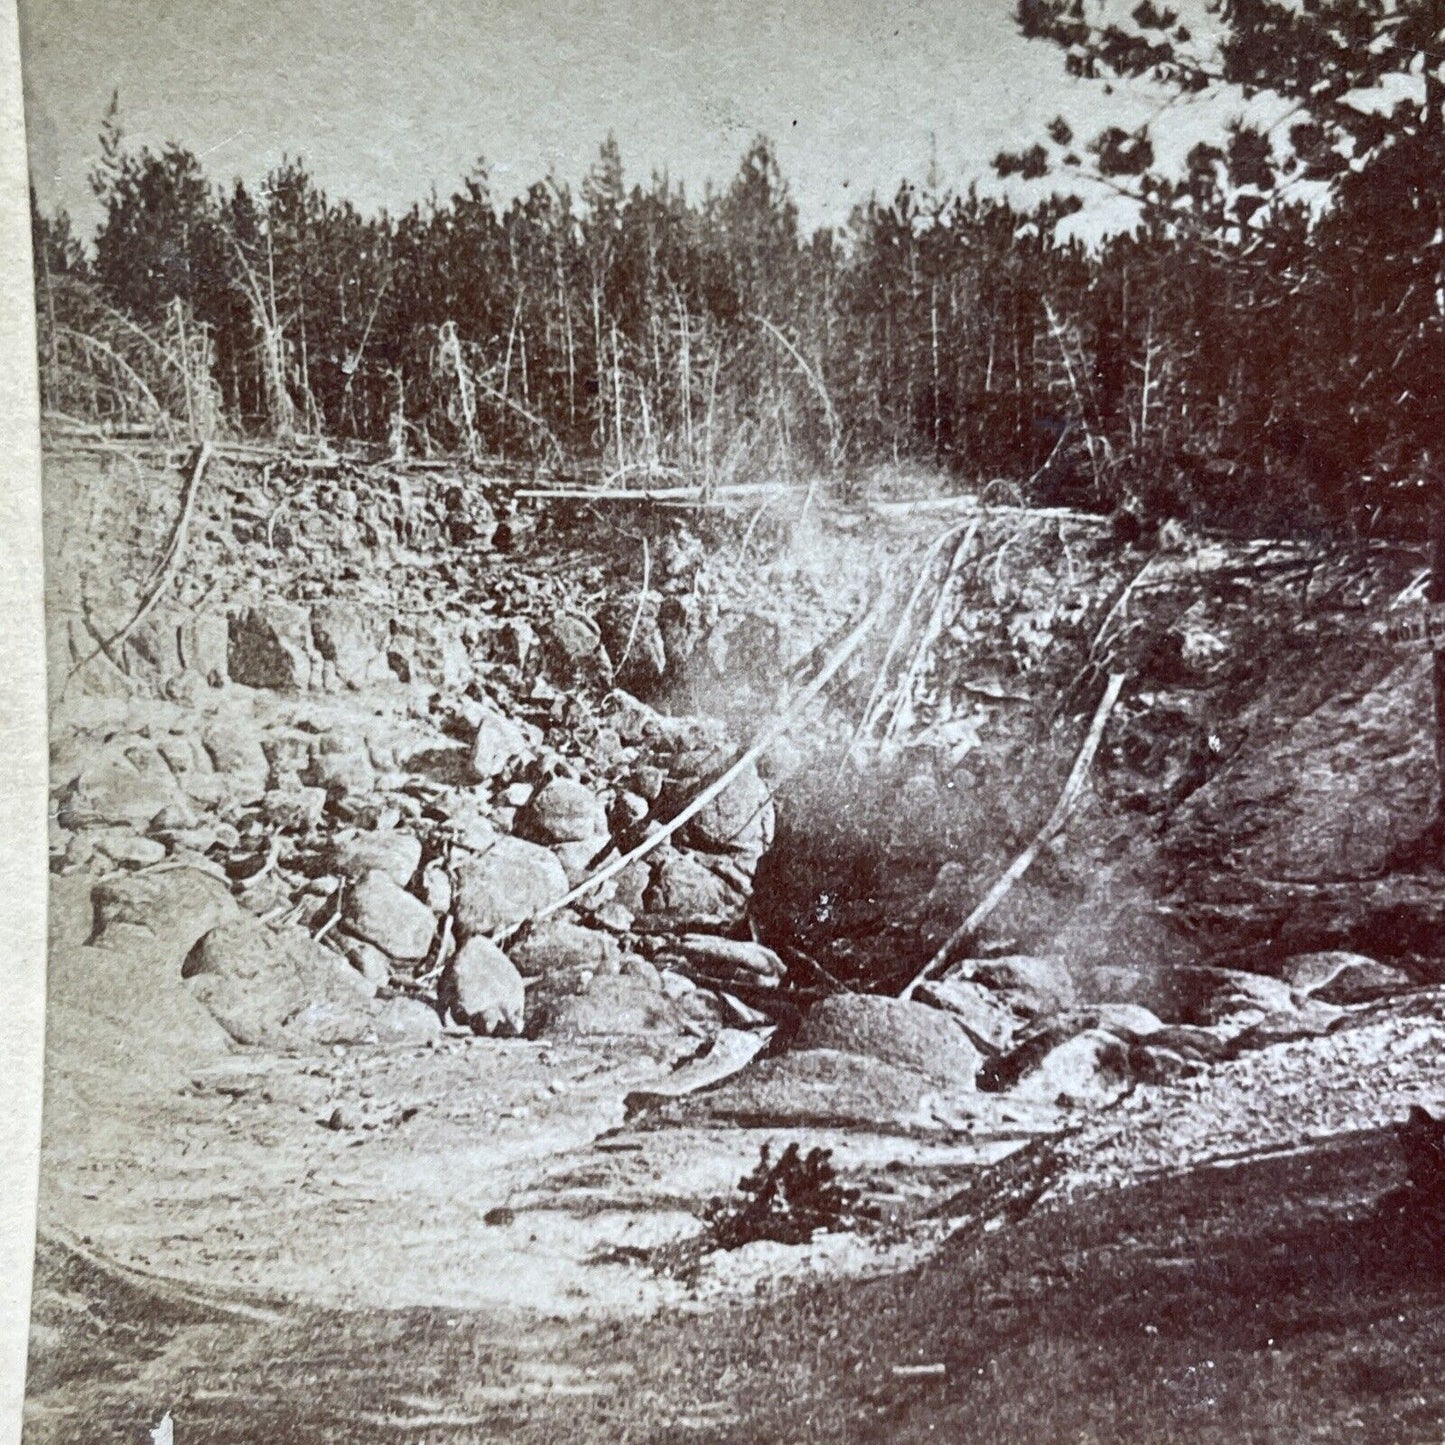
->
[47,454,1440,1145]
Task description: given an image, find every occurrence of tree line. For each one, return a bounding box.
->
[30,0,1445,537]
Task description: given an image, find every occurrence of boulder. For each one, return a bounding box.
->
[178,610,231,685]
[586,899,635,933]
[1092,1002,1166,1037]
[677,758,775,857]
[443,803,501,855]
[642,849,748,929]
[452,837,570,938]
[521,777,609,844]
[387,619,473,691]
[271,997,394,1047]
[303,736,376,798]
[1281,951,1413,1005]
[90,867,240,960]
[664,934,787,987]
[441,936,525,1037]
[470,617,538,672]
[1016,1003,1165,1042]
[155,733,211,781]
[421,860,453,914]
[343,870,437,961]
[228,604,316,690]
[309,603,386,688]
[541,612,612,688]
[665,1048,958,1132]
[1127,1043,1203,1086]
[628,764,666,801]
[90,830,168,869]
[610,858,653,915]
[967,955,1079,1016]
[261,785,329,834]
[552,837,612,887]
[1002,1027,1135,1108]
[57,749,185,831]
[336,933,394,988]
[527,973,681,1039]
[146,798,200,834]
[372,996,445,1042]
[328,830,423,888]
[1232,997,1347,1049]
[1178,625,1229,675]
[469,708,532,782]
[261,728,313,785]
[609,791,651,831]
[1315,962,1413,1006]
[623,955,662,988]
[795,994,981,1086]
[1145,1025,1233,1064]
[508,916,621,977]
[1168,966,1297,1031]
[915,977,1024,1053]
[121,615,184,682]
[182,917,376,1046]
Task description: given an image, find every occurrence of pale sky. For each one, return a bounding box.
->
[17,0,1247,239]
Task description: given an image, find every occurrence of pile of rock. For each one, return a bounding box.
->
[53,625,792,1052]
[640,941,1424,1134]
[908,946,1419,1111]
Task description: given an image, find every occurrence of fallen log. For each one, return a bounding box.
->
[513,481,791,505]
[865,492,1111,526]
[899,671,1127,1001]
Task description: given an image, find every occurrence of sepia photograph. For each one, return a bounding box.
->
[14,0,1445,1438]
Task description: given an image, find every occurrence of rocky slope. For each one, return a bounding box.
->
[29,442,1445,1434]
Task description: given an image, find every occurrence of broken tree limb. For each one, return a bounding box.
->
[508,597,886,935]
[514,481,788,504]
[62,440,213,697]
[899,671,1127,1001]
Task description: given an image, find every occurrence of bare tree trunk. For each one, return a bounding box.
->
[930,280,941,460]
[39,237,58,392]
[591,287,606,458]
[171,298,195,439]
[676,294,694,476]
[610,319,625,471]
[562,288,577,432]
